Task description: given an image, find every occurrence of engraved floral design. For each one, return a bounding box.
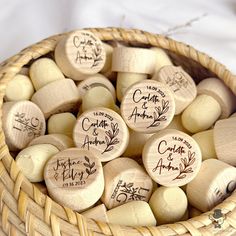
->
[83,156,96,178]
[173,151,195,180]
[102,122,119,154]
[147,99,169,128]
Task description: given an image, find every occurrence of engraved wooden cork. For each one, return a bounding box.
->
[142,129,202,186]
[73,107,129,162]
[81,204,108,222]
[197,78,236,118]
[54,30,106,80]
[31,79,80,119]
[2,101,46,151]
[77,73,116,101]
[28,134,74,151]
[214,117,236,166]
[120,80,175,133]
[152,65,197,114]
[112,47,156,102]
[186,159,236,212]
[44,148,104,212]
[101,157,153,209]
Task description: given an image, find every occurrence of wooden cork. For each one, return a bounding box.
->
[166,115,190,134]
[16,144,59,182]
[73,107,129,162]
[214,117,236,165]
[47,112,76,138]
[101,158,153,209]
[2,101,46,151]
[4,74,34,101]
[153,65,197,114]
[77,73,116,101]
[44,148,104,212]
[29,58,65,90]
[81,204,108,222]
[181,94,221,133]
[28,134,74,151]
[149,186,188,224]
[106,201,156,226]
[120,80,175,133]
[197,78,236,118]
[100,43,113,74]
[186,159,236,212]
[192,129,217,161]
[31,79,80,119]
[54,30,106,80]
[142,129,202,186]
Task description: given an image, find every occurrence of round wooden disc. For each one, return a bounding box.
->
[73,107,129,162]
[55,30,106,80]
[120,80,175,133]
[153,65,197,114]
[44,148,104,212]
[2,101,46,151]
[142,129,202,186]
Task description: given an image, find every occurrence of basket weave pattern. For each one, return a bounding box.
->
[0,28,236,236]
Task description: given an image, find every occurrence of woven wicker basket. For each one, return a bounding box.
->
[0,27,236,236]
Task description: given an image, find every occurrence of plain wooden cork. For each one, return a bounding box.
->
[29,58,65,90]
[73,107,129,162]
[186,159,236,212]
[28,134,74,151]
[100,42,113,74]
[101,157,153,209]
[120,80,175,133]
[153,65,197,114]
[54,30,106,80]
[31,79,80,119]
[142,129,202,186]
[44,148,104,212]
[166,115,190,134]
[2,101,46,151]
[81,204,108,222]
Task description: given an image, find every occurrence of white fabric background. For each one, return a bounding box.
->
[0,0,235,73]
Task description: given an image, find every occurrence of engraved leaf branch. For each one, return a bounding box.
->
[173,151,195,180]
[102,122,119,154]
[92,45,103,67]
[83,156,96,178]
[147,100,169,128]
[120,182,146,201]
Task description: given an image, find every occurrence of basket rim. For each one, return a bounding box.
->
[0,27,236,236]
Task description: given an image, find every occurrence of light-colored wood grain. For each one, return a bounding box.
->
[44,148,104,212]
[186,159,236,212]
[47,112,76,138]
[142,129,202,186]
[181,94,221,133]
[34,182,48,195]
[149,186,188,224]
[166,115,190,134]
[77,73,116,101]
[81,204,108,222]
[106,201,156,226]
[73,107,129,162]
[4,74,34,101]
[214,117,236,165]
[197,78,236,118]
[101,157,153,209]
[2,101,46,151]
[31,79,80,119]
[123,129,153,158]
[81,86,117,112]
[54,30,106,80]
[100,43,113,74]
[120,80,175,133]
[112,47,156,74]
[29,58,65,90]
[192,129,217,161]
[15,144,59,182]
[153,65,197,114]
[28,134,74,151]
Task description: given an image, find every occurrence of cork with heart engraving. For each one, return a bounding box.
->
[73,107,129,162]
[44,148,104,212]
[120,80,175,133]
[142,129,202,186]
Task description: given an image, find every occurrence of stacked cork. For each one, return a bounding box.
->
[3,30,236,227]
